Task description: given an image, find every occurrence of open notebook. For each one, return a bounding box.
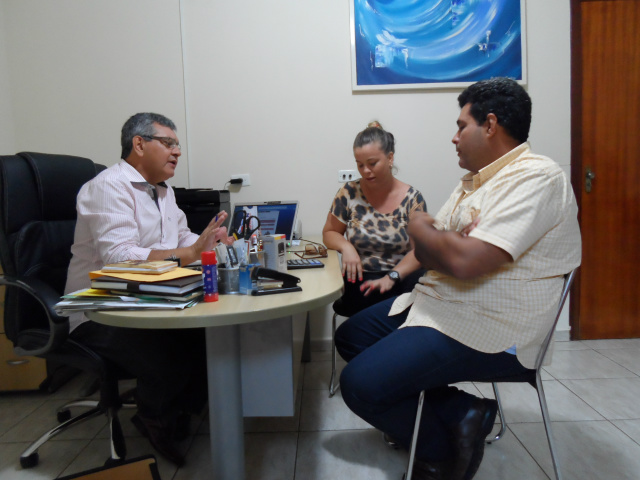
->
[229,201,299,240]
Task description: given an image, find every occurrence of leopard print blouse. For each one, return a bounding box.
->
[329,181,427,271]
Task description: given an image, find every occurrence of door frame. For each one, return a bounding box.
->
[569,0,584,339]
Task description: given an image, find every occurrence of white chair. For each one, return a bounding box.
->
[404,269,577,480]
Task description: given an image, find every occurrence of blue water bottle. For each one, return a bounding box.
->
[201,250,219,302]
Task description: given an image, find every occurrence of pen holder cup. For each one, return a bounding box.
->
[248,251,265,267]
[218,267,240,294]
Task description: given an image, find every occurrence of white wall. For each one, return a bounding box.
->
[0,2,15,153]
[180,0,573,340]
[0,0,190,185]
[0,0,573,341]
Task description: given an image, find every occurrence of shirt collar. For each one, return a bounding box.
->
[120,161,168,189]
[461,143,530,193]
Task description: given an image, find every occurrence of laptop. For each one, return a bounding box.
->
[229,201,299,240]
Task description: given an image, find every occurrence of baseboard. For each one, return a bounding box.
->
[311,339,332,352]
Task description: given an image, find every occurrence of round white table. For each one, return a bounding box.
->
[88,250,343,479]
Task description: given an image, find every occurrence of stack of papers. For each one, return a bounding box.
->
[102,260,179,274]
[55,267,204,315]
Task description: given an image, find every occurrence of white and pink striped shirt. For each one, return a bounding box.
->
[64,161,199,331]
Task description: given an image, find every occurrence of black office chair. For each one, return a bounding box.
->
[403,269,578,480]
[0,152,133,468]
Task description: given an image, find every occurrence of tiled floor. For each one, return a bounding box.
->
[2,338,640,479]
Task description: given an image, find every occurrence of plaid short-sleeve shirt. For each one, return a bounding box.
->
[390,144,582,369]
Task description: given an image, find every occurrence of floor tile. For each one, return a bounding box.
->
[560,378,640,420]
[474,380,603,423]
[538,368,554,380]
[0,440,88,480]
[45,373,100,402]
[475,429,548,479]
[243,391,302,433]
[245,432,297,480]
[581,338,640,350]
[0,393,48,438]
[543,349,637,380]
[4,339,640,479]
[171,434,211,480]
[553,340,591,351]
[309,349,333,363]
[295,429,406,480]
[302,359,346,392]
[455,382,483,398]
[299,389,372,432]
[173,431,298,480]
[0,398,106,443]
[512,420,640,480]
[611,419,640,445]
[596,347,640,375]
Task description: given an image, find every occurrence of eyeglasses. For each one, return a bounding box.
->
[294,243,328,259]
[141,135,181,150]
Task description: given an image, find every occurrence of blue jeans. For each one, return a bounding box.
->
[335,297,530,462]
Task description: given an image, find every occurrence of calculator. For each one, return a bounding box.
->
[287,258,325,269]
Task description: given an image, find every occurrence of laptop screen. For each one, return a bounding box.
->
[230,201,298,240]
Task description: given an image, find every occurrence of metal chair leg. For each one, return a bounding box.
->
[20,405,104,467]
[535,371,562,480]
[329,312,339,397]
[404,390,426,480]
[486,382,507,443]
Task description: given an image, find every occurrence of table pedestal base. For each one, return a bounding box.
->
[206,325,244,479]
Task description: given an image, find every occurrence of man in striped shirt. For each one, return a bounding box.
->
[65,113,230,466]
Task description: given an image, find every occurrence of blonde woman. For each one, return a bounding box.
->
[322,121,426,316]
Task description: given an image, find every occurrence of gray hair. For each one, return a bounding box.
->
[121,112,177,159]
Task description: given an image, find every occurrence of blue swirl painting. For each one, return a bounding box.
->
[352,0,525,89]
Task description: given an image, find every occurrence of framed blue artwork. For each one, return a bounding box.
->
[350,0,527,91]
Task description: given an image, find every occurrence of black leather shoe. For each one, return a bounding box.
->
[132,414,186,467]
[410,457,453,480]
[448,397,498,480]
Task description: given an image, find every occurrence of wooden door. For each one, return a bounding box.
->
[570,0,640,339]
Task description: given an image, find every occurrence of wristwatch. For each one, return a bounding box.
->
[164,254,181,267]
[387,270,401,284]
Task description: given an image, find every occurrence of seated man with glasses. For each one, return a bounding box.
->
[64,112,232,466]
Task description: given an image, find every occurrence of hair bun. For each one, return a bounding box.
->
[367,120,383,130]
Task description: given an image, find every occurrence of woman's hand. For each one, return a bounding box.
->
[341,244,363,283]
[360,275,395,296]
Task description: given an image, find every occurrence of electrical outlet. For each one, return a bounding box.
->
[230,174,251,186]
[338,169,359,183]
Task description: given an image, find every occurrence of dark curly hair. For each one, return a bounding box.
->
[458,77,532,143]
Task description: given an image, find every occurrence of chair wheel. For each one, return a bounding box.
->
[104,456,125,468]
[20,452,39,468]
[57,410,71,422]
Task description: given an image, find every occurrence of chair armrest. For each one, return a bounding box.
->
[0,274,70,356]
